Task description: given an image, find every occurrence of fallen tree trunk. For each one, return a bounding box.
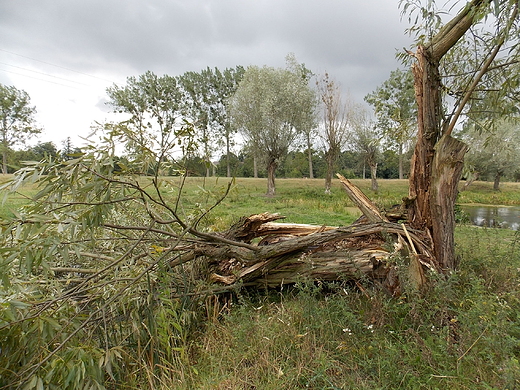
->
[180,177,436,295]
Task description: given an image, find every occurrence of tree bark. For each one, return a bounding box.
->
[324,150,334,194]
[2,150,7,175]
[196,206,433,292]
[226,128,231,177]
[370,163,378,192]
[408,0,489,269]
[398,143,404,180]
[306,133,314,179]
[409,45,442,233]
[493,171,502,190]
[266,159,277,197]
[253,154,258,178]
[308,147,314,179]
[2,135,7,174]
[429,134,468,269]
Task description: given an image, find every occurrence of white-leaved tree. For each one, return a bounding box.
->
[228,59,317,196]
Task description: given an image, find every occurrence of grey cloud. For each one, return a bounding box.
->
[1,0,412,102]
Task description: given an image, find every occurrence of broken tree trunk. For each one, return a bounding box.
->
[185,177,435,294]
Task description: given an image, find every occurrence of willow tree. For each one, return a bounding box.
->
[228,62,317,196]
[402,0,520,270]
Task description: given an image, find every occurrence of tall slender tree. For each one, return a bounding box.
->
[365,68,416,179]
[178,66,244,177]
[286,54,319,179]
[352,109,381,192]
[316,73,353,194]
[106,71,184,172]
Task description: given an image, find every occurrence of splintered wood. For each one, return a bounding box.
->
[184,178,436,294]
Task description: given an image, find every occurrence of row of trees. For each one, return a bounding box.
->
[102,54,418,196]
[2,56,519,193]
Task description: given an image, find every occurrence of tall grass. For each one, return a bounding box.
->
[186,226,520,389]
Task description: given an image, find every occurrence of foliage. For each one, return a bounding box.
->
[0,124,233,389]
[178,66,245,177]
[400,0,520,136]
[461,118,520,189]
[365,68,417,179]
[351,110,381,192]
[6,142,59,173]
[286,54,320,180]
[227,59,318,196]
[105,71,185,163]
[0,83,41,174]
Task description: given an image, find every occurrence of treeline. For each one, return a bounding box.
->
[5,138,81,173]
[3,55,520,189]
[6,140,409,179]
[198,148,409,180]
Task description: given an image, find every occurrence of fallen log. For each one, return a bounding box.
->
[176,178,436,295]
[190,216,435,294]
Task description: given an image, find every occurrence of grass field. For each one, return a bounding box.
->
[3,174,520,224]
[1,174,520,389]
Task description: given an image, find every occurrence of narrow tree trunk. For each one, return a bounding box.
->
[324,150,334,194]
[266,160,277,197]
[226,130,231,178]
[398,143,404,180]
[493,171,502,190]
[308,148,314,179]
[253,154,258,178]
[2,136,8,174]
[370,163,378,192]
[2,150,7,175]
[306,133,314,179]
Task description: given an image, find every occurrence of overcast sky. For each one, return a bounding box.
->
[1,0,415,150]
